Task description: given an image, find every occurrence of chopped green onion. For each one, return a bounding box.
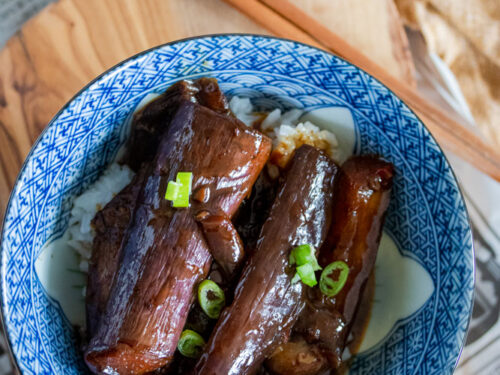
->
[165,181,181,201]
[289,244,322,271]
[289,244,321,287]
[291,273,301,284]
[294,263,318,287]
[320,261,349,297]
[177,329,205,358]
[176,172,193,189]
[173,172,192,207]
[198,279,225,319]
[165,172,193,207]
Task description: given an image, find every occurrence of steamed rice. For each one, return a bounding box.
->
[67,96,341,277]
[229,97,341,167]
[271,122,339,168]
[65,163,134,275]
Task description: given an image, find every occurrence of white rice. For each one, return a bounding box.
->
[65,163,134,275]
[67,96,341,277]
[229,96,341,167]
[228,96,260,126]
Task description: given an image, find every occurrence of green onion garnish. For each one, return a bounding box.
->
[295,263,318,287]
[289,244,321,286]
[320,261,349,297]
[177,329,205,358]
[289,244,322,271]
[165,181,181,201]
[198,279,226,319]
[165,172,192,207]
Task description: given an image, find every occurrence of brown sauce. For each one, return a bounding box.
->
[334,270,376,375]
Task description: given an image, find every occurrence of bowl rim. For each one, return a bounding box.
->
[0,33,475,374]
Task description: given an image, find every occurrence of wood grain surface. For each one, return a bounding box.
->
[0,0,414,222]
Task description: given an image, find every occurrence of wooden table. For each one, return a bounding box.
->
[0,0,414,222]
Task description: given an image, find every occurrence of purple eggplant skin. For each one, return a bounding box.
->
[86,78,231,339]
[84,100,271,375]
[266,155,394,374]
[86,166,149,339]
[124,78,231,171]
[196,212,245,281]
[193,145,338,375]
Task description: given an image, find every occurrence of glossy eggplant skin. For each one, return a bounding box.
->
[86,167,149,338]
[317,156,394,324]
[125,78,230,170]
[84,101,271,374]
[266,155,394,374]
[87,78,230,339]
[194,145,337,375]
[196,213,245,280]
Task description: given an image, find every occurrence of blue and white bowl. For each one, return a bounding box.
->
[0,35,474,374]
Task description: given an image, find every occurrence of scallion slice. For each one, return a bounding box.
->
[177,329,205,358]
[289,244,322,271]
[165,172,193,207]
[319,261,349,297]
[294,263,318,287]
[198,279,226,319]
[165,181,181,201]
[289,244,321,286]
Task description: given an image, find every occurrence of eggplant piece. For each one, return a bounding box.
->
[86,166,149,338]
[125,78,230,170]
[194,145,337,375]
[266,155,394,373]
[87,78,230,338]
[85,101,271,374]
[196,212,245,280]
[317,156,394,325]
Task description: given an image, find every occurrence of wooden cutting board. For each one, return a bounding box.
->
[0,0,414,222]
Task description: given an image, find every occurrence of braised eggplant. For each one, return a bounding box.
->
[125,78,231,170]
[266,155,394,374]
[194,145,337,375]
[196,213,245,280]
[84,100,271,374]
[86,78,234,342]
[83,76,397,375]
[86,166,148,338]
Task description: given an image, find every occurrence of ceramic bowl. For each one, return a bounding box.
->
[0,35,474,375]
